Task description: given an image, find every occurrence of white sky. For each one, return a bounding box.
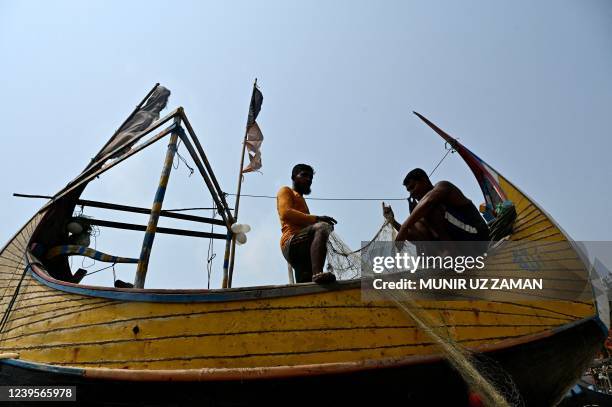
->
[1,0,611,289]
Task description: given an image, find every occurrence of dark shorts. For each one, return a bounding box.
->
[282,225,317,283]
[444,210,489,242]
[443,209,490,256]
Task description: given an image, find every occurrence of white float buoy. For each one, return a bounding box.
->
[231,223,251,234]
[235,232,247,245]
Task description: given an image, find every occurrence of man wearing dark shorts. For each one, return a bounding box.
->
[277,164,337,283]
[383,168,489,254]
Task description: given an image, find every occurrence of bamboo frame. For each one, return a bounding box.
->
[14,195,224,226]
[84,219,226,240]
[32,100,234,289]
[134,118,181,288]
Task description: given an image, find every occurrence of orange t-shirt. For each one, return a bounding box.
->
[276,186,317,248]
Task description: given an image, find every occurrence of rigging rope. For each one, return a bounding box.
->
[173,140,195,176]
[225,193,407,201]
[206,199,217,289]
[429,140,457,177]
[84,262,116,277]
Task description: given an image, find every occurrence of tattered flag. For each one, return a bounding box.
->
[242,122,264,173]
[242,151,262,174]
[243,85,264,173]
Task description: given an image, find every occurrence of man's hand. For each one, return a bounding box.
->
[382,202,401,232]
[316,215,337,225]
[382,202,395,222]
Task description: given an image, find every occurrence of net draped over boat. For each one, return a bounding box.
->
[325,221,397,280]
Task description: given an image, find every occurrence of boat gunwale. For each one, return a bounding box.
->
[26,251,362,302]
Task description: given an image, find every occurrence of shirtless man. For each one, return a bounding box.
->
[277,164,337,283]
[384,168,489,250]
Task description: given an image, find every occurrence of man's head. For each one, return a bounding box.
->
[292,163,314,195]
[403,168,433,200]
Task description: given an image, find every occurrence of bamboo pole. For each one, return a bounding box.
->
[14,195,225,225]
[86,219,226,240]
[222,231,233,288]
[227,237,237,287]
[134,117,181,289]
[223,79,257,288]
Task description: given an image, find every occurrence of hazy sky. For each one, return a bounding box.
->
[1,0,611,289]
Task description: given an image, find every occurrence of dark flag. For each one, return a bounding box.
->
[99,86,171,159]
[247,86,263,126]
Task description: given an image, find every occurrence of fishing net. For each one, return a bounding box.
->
[325,220,397,280]
[387,290,524,407]
[325,223,524,406]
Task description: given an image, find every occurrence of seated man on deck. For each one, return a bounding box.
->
[277,164,337,284]
[383,168,489,252]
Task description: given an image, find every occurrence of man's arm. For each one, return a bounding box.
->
[396,182,451,240]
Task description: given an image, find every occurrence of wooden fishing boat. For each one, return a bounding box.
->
[0,89,608,406]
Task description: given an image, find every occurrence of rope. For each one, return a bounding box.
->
[173,140,195,176]
[429,140,456,177]
[84,263,116,277]
[206,199,217,289]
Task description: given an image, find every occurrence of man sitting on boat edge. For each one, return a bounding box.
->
[277,163,337,284]
[383,168,489,252]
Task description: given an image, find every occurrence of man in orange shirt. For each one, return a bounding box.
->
[277,164,337,283]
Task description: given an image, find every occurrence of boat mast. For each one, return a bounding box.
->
[223,78,258,288]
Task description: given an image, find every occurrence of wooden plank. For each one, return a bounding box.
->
[3,304,572,351]
[13,324,551,369]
